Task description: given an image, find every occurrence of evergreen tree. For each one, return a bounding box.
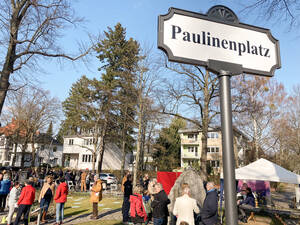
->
[153,118,186,171]
[95,23,141,178]
[46,121,53,137]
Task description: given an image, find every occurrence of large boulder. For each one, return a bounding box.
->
[168,169,206,213]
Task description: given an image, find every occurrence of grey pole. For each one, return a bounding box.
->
[219,71,238,225]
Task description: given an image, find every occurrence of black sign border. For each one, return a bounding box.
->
[158,7,281,77]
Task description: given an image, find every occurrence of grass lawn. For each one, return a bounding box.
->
[35,191,124,225]
[64,192,123,217]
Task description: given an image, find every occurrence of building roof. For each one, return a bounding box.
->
[0,119,26,137]
[35,133,61,145]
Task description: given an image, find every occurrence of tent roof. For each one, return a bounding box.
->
[223,158,300,184]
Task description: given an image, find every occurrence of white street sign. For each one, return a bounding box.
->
[158,8,281,76]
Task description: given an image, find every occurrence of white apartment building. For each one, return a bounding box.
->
[0,133,63,167]
[63,135,133,170]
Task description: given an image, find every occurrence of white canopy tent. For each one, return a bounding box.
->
[222,158,300,184]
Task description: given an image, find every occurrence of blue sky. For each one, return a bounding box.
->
[38,0,300,101]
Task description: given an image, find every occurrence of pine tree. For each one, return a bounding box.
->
[95,23,141,178]
[46,121,53,137]
[153,118,186,171]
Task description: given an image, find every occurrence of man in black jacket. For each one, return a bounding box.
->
[122,174,132,223]
[151,183,170,225]
[200,182,218,225]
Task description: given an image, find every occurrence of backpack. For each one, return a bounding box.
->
[142,197,152,215]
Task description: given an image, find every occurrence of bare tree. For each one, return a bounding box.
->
[133,48,162,186]
[158,60,219,179]
[241,0,300,28]
[3,86,61,167]
[0,0,91,116]
[232,75,286,161]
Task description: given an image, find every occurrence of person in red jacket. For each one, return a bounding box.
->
[130,185,147,225]
[54,177,68,225]
[13,180,36,225]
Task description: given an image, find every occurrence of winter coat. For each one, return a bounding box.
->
[173,194,200,225]
[200,189,218,225]
[151,190,170,218]
[8,187,21,206]
[129,193,147,222]
[54,182,68,203]
[38,182,55,202]
[90,180,102,203]
[240,193,255,207]
[17,185,35,205]
[0,179,11,195]
[123,180,132,198]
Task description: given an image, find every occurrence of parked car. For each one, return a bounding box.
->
[99,173,117,185]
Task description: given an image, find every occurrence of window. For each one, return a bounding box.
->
[0,137,5,146]
[39,157,44,164]
[187,134,197,140]
[68,139,74,145]
[207,147,220,153]
[187,146,198,153]
[208,132,219,139]
[82,154,93,163]
[53,146,57,152]
[210,160,220,168]
[53,158,58,165]
[84,138,93,145]
[41,145,45,150]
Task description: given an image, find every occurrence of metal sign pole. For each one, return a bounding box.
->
[219,71,238,225]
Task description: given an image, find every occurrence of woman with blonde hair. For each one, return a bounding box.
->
[130,185,147,224]
[90,174,102,219]
[38,176,55,223]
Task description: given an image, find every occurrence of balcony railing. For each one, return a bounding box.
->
[182,153,199,158]
[181,139,198,144]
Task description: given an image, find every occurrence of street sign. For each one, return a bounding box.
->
[158,7,281,76]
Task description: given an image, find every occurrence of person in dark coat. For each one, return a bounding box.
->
[200,182,218,225]
[151,183,170,225]
[122,174,132,223]
[237,187,255,223]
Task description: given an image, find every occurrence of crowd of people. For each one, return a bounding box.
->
[121,173,220,225]
[2,167,96,192]
[0,167,257,225]
[0,167,104,225]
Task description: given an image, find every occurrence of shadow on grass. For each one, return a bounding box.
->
[64,208,122,224]
[98,208,121,219]
[65,209,89,218]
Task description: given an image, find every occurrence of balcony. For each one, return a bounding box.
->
[182,152,199,159]
[181,139,199,144]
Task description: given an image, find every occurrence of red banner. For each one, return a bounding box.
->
[157,171,182,195]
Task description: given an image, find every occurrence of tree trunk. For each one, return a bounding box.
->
[97,119,107,174]
[140,119,146,171]
[121,134,126,179]
[31,142,36,167]
[199,70,210,180]
[20,144,27,168]
[97,138,105,174]
[0,71,10,115]
[92,144,96,172]
[12,142,18,166]
[0,9,20,116]
[253,117,259,160]
[133,102,143,187]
